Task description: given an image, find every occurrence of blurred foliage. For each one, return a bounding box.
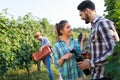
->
[104,0,120,79]
[0,9,90,80]
[72,27,90,47]
[0,10,55,80]
[105,41,120,80]
[104,0,120,36]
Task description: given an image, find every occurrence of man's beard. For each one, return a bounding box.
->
[85,14,90,24]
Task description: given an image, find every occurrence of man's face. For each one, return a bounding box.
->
[79,10,90,24]
[35,35,42,40]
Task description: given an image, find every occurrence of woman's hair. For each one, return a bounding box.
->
[55,20,68,41]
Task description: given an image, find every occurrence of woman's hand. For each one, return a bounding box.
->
[80,33,86,50]
[81,33,86,42]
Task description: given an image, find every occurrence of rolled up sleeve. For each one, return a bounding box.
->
[52,45,61,68]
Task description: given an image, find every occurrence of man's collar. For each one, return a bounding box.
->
[91,16,102,26]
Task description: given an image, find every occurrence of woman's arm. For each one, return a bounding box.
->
[58,53,73,66]
[53,45,73,67]
[58,57,65,66]
[80,33,86,50]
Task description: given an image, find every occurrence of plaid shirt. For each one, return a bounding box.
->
[52,38,83,80]
[90,16,116,79]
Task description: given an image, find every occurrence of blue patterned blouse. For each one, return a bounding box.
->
[52,38,83,80]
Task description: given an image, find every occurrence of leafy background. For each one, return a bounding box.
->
[0,9,90,80]
[0,0,120,80]
[104,0,120,80]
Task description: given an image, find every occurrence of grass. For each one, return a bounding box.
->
[6,63,59,80]
[5,63,90,80]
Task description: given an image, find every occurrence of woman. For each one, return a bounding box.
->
[52,20,86,80]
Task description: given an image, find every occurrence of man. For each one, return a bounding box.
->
[77,0,119,80]
[34,32,54,80]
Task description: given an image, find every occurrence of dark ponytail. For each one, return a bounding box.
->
[55,23,60,41]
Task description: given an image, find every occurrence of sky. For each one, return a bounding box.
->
[0,0,105,28]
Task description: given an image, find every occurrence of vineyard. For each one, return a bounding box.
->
[104,0,120,79]
[0,9,57,80]
[0,10,90,80]
[0,0,120,79]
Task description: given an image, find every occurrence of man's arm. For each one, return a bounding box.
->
[44,37,50,45]
[92,21,116,66]
[110,28,119,42]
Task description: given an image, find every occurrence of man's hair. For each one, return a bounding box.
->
[34,32,42,38]
[77,0,95,11]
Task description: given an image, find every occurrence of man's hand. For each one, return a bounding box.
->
[77,60,90,70]
[40,45,45,50]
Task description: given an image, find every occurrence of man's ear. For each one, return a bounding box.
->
[85,8,91,14]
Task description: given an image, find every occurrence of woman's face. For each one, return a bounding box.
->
[60,22,72,37]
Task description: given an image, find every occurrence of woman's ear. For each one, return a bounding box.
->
[60,29,63,35]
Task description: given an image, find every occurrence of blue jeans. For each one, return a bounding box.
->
[43,55,54,80]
